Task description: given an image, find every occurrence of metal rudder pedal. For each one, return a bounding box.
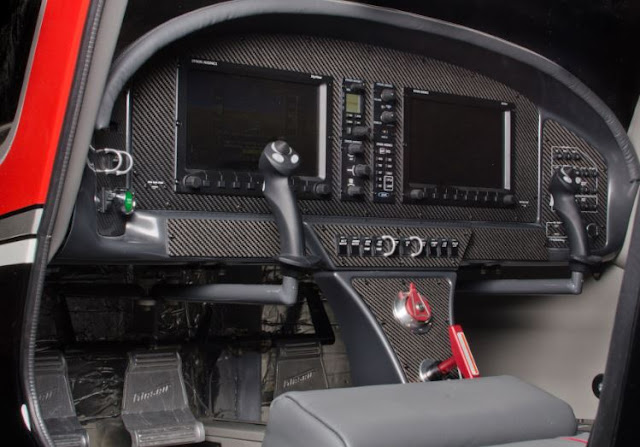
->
[274,341,328,398]
[34,352,89,447]
[122,351,204,447]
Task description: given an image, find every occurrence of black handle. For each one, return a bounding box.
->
[259,140,306,261]
[549,167,589,262]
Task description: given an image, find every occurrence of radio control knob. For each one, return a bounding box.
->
[380,111,396,124]
[351,126,370,139]
[314,183,331,196]
[347,142,364,156]
[347,82,365,93]
[586,223,600,239]
[184,175,203,189]
[410,189,425,200]
[380,89,395,102]
[502,194,516,206]
[353,164,372,178]
[346,185,364,197]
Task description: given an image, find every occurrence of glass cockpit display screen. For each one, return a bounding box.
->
[404,91,513,191]
[182,61,328,178]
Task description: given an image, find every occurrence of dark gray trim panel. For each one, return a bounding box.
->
[314,271,406,386]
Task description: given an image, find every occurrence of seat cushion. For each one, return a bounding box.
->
[262,375,577,447]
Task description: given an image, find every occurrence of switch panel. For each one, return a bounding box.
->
[336,235,460,258]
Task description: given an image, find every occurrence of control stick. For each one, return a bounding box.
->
[260,140,313,268]
[155,140,316,305]
[550,167,600,271]
[463,166,600,295]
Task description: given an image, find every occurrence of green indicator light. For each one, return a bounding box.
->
[124,190,134,213]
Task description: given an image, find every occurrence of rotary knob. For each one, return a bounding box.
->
[351,126,370,139]
[410,189,425,200]
[347,142,364,156]
[346,185,364,197]
[184,175,203,189]
[380,111,396,124]
[314,183,331,196]
[353,164,372,178]
[380,89,395,102]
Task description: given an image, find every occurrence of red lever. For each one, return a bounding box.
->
[449,324,480,379]
[405,282,432,323]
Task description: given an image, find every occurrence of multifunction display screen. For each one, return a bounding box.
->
[404,91,513,191]
[182,61,328,178]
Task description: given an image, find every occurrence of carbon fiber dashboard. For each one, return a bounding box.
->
[77,31,620,266]
[131,34,542,223]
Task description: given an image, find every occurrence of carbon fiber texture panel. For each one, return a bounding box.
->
[166,217,548,264]
[351,277,453,382]
[130,34,539,222]
[312,223,470,268]
[541,120,608,250]
[167,218,279,258]
[465,227,549,261]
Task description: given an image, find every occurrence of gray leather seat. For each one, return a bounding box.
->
[262,376,581,447]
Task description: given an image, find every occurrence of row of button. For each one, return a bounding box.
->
[336,235,460,258]
[407,188,515,207]
[553,149,583,161]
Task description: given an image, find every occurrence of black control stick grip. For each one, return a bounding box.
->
[260,141,316,269]
[549,167,593,269]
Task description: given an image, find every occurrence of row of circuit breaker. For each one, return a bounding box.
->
[336,235,460,258]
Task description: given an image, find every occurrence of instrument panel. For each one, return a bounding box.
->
[72,31,622,267]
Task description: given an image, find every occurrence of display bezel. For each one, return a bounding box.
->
[403,89,515,203]
[175,59,333,197]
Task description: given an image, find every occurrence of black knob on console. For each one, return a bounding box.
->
[380,89,395,102]
[353,164,372,178]
[347,142,364,156]
[586,223,600,239]
[380,111,396,124]
[347,185,364,197]
[184,175,203,189]
[347,82,365,93]
[351,126,370,139]
[410,189,425,200]
[502,194,516,207]
[314,183,331,196]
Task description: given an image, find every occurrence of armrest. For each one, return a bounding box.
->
[263,376,577,447]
